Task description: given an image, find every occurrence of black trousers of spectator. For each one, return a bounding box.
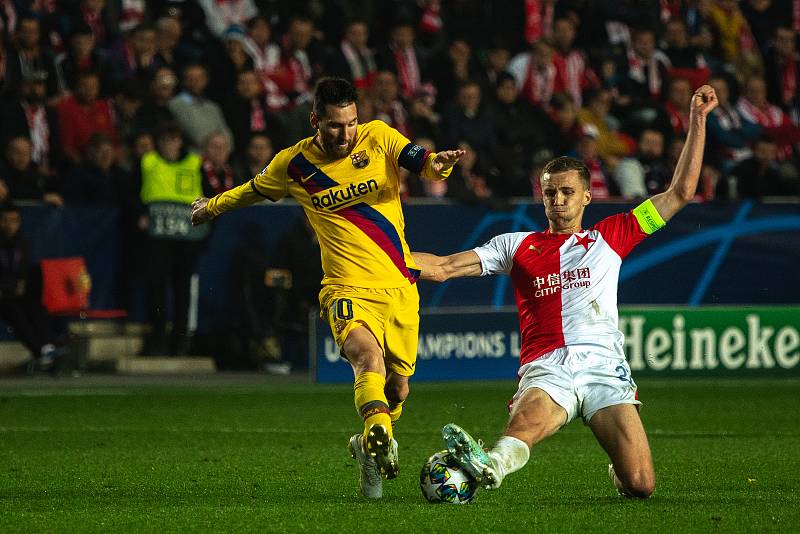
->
[144,239,200,355]
[0,295,55,357]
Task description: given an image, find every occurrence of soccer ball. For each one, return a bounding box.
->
[419,450,479,504]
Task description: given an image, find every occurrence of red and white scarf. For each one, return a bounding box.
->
[22,102,49,167]
[522,55,556,107]
[202,158,235,194]
[782,56,798,106]
[341,40,376,89]
[626,48,667,99]
[249,98,265,131]
[524,0,554,44]
[392,44,420,101]
[665,101,689,134]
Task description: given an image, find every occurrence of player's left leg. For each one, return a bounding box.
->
[588,404,655,499]
[384,372,408,425]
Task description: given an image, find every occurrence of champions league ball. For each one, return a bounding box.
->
[419,450,479,504]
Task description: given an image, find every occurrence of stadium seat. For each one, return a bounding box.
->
[40,257,127,320]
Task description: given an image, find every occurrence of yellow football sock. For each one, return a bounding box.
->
[354,371,392,439]
[389,400,404,424]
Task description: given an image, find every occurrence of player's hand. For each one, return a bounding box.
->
[690,85,718,119]
[191,197,212,226]
[432,149,467,173]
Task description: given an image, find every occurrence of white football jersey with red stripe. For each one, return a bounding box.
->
[475,206,659,369]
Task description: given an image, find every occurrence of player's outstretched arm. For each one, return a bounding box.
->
[412,251,483,282]
[191,197,212,226]
[430,149,467,175]
[650,84,718,222]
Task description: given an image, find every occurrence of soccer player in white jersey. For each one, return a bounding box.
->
[412,85,718,498]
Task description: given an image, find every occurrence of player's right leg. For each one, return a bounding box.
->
[444,387,567,489]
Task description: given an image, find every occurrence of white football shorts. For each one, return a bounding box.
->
[511,345,641,425]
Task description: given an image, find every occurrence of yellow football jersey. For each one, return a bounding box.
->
[206,120,452,288]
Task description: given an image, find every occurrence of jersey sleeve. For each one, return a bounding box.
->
[595,198,666,259]
[206,149,290,216]
[473,232,529,275]
[371,120,452,181]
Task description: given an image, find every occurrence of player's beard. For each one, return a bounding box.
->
[322,135,356,159]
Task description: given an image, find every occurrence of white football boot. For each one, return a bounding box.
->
[608,464,632,497]
[365,423,399,479]
[348,434,382,499]
[442,423,503,489]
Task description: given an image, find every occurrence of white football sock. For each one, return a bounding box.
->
[489,436,530,483]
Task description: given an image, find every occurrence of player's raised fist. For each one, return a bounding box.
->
[191,197,212,226]
[690,85,718,118]
[432,149,467,173]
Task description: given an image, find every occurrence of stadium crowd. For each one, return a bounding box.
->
[2,0,800,211]
[1,0,800,362]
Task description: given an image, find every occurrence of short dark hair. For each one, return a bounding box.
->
[541,156,590,189]
[313,77,358,118]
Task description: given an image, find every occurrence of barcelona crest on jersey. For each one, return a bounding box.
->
[350,150,370,169]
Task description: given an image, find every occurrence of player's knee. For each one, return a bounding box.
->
[623,471,655,499]
[384,379,409,404]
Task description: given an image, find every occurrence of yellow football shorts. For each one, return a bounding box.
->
[319,284,420,377]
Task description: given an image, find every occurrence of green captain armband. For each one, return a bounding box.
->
[632,198,666,235]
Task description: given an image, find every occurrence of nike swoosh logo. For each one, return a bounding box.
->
[301,171,317,183]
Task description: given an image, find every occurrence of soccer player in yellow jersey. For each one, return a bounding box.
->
[191,77,465,499]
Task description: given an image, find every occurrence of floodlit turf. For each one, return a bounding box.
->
[0,377,798,533]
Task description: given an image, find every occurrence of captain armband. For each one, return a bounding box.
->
[632,198,666,235]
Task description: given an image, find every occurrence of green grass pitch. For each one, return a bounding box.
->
[1,377,798,532]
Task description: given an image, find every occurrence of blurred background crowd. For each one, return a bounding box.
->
[2,0,800,212]
[2,0,800,367]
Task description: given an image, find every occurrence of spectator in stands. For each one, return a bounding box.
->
[326,19,377,90]
[407,83,442,143]
[0,69,61,176]
[223,69,282,154]
[443,80,497,166]
[480,41,512,94]
[55,22,116,97]
[577,87,634,168]
[620,27,672,121]
[0,203,64,371]
[508,38,560,111]
[168,63,233,151]
[721,135,800,198]
[377,19,426,102]
[57,69,119,165]
[429,39,482,108]
[233,133,273,183]
[613,128,672,198]
[764,26,800,115]
[660,76,695,138]
[739,0,786,57]
[4,15,60,100]
[568,124,614,199]
[660,16,712,89]
[552,16,600,108]
[446,140,505,209]
[543,92,583,157]
[707,0,762,79]
[112,82,148,168]
[372,70,412,137]
[196,0,257,41]
[736,75,800,162]
[138,66,178,132]
[135,122,206,356]
[0,136,63,206]
[211,25,254,104]
[110,23,162,87]
[489,72,551,197]
[242,15,288,113]
[706,75,761,172]
[63,133,123,206]
[154,15,185,73]
[201,132,240,197]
